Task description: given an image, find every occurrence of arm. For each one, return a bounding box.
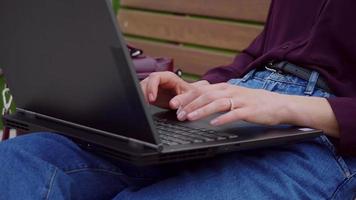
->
[281,95,339,138]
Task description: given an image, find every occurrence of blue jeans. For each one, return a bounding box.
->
[1,69,356,200]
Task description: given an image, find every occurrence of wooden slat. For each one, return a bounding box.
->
[119,10,263,51]
[127,39,235,76]
[121,0,271,22]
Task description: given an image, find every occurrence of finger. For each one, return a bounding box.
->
[145,71,189,104]
[140,79,149,103]
[158,71,190,92]
[210,108,249,126]
[170,90,200,111]
[171,82,233,112]
[186,98,231,121]
[146,74,160,103]
[182,91,227,115]
[181,82,233,108]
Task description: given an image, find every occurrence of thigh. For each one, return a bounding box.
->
[0,132,128,200]
[115,137,348,200]
[116,70,356,199]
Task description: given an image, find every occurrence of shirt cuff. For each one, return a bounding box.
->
[327,97,356,155]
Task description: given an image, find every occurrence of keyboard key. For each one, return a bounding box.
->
[154,118,238,146]
[228,135,238,139]
[216,136,227,141]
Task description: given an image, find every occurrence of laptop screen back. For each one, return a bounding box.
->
[0,0,158,144]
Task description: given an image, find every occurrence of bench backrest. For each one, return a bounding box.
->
[117,0,270,78]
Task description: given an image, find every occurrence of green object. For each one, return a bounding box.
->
[0,1,120,130]
[113,0,120,14]
[0,75,16,129]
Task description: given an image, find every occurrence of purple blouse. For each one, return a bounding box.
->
[202,0,356,155]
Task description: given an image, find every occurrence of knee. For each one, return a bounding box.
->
[2,132,72,148]
[0,132,80,162]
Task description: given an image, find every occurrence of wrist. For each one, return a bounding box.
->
[276,95,339,137]
[275,94,298,125]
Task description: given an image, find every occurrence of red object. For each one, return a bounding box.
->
[2,127,10,141]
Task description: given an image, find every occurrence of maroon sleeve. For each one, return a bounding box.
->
[201,30,266,83]
[327,97,356,154]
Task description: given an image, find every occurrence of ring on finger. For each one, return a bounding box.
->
[229,98,235,111]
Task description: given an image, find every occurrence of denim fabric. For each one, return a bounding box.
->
[1,70,356,200]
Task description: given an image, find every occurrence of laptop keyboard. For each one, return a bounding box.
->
[154,119,238,146]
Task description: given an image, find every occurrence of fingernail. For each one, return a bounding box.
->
[176,106,182,115]
[177,111,186,121]
[171,99,179,108]
[149,93,154,102]
[210,119,219,126]
[187,111,198,120]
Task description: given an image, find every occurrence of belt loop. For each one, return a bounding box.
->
[241,69,256,82]
[304,71,320,95]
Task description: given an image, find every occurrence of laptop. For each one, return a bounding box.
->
[0,0,321,165]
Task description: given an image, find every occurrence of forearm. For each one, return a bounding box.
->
[280,95,340,138]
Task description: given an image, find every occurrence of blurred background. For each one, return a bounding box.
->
[115,0,269,81]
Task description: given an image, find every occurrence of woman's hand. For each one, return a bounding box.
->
[172,82,339,137]
[140,71,209,109]
[172,83,288,126]
[141,73,339,137]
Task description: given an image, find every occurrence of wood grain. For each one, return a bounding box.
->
[121,0,271,22]
[127,39,235,76]
[118,10,263,51]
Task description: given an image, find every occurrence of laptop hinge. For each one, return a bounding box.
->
[16,108,163,151]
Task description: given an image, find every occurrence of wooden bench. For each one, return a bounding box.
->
[117,0,270,80]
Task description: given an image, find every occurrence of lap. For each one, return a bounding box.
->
[115,70,356,199]
[115,136,351,200]
[2,132,355,200]
[0,132,128,200]
[2,70,356,199]
[0,132,182,199]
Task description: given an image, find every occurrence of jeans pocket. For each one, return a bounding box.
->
[318,135,351,178]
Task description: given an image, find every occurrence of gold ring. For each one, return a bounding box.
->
[229,98,234,111]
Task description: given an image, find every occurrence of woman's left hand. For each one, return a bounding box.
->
[169,82,339,137]
[172,83,288,126]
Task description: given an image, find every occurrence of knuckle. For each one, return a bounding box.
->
[202,80,210,84]
[216,99,227,108]
[191,89,201,96]
[141,78,148,83]
[204,93,216,101]
[141,77,148,82]
[148,72,158,79]
[163,71,176,78]
[218,83,229,89]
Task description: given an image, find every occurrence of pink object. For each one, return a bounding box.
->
[128,45,175,80]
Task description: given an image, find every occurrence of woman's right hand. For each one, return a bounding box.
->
[140,71,209,109]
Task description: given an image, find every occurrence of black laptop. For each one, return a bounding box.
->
[0,0,321,165]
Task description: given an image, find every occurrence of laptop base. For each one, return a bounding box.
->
[3,111,322,166]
